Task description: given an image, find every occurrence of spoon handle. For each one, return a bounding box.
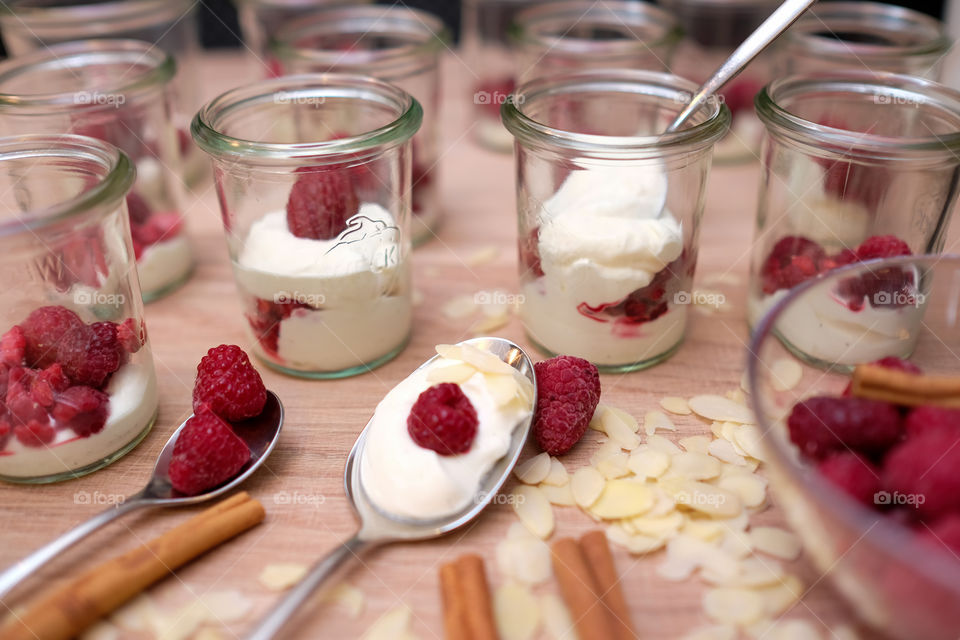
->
[246,533,378,640]
[666,0,817,133]
[0,495,146,600]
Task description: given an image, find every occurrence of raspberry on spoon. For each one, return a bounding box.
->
[407,383,478,455]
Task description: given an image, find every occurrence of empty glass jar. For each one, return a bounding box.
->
[192,74,421,378]
[0,134,158,483]
[0,40,193,302]
[502,69,730,372]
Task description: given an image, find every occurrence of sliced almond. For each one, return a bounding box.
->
[749,527,802,561]
[720,529,754,559]
[660,478,742,518]
[604,410,642,449]
[669,452,722,480]
[756,574,804,617]
[571,467,606,508]
[605,523,667,555]
[703,557,784,588]
[627,447,670,479]
[515,452,551,484]
[589,405,607,432]
[726,389,748,406]
[770,358,803,392]
[472,312,510,335]
[539,593,577,640]
[512,485,554,539]
[111,594,163,632]
[689,395,755,424]
[703,588,765,626]
[604,405,640,432]
[321,584,366,618]
[708,439,747,466]
[683,517,726,542]
[361,604,414,640]
[647,434,682,455]
[540,482,575,506]
[717,474,767,509]
[596,452,630,479]
[657,556,697,582]
[541,458,569,487]
[437,343,515,375]
[644,410,676,436]
[678,435,712,454]
[590,440,624,466]
[427,362,477,384]
[258,563,308,591]
[590,480,655,519]
[496,529,552,585]
[494,583,540,640]
[731,425,766,462]
[660,396,692,415]
[627,511,684,538]
[485,372,520,406]
[441,295,477,319]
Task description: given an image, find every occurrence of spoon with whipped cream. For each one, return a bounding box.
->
[247,338,536,639]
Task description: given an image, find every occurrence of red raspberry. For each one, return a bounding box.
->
[905,406,960,439]
[21,306,84,368]
[193,344,267,421]
[0,326,25,366]
[719,77,762,117]
[30,363,70,408]
[411,152,433,216]
[817,248,858,272]
[760,236,826,294]
[856,235,912,261]
[818,451,881,506]
[919,514,960,556]
[117,318,144,355]
[168,410,251,495]
[519,226,544,279]
[244,298,309,357]
[126,192,152,225]
[52,385,109,437]
[532,355,601,455]
[475,77,515,117]
[0,417,10,450]
[285,168,359,240]
[57,321,123,388]
[14,420,55,447]
[6,367,47,427]
[787,395,902,460]
[407,383,479,455]
[883,433,960,521]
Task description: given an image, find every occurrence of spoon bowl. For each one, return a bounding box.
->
[247,338,536,639]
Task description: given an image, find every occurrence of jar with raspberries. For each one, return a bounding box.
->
[748,71,960,365]
[748,255,960,639]
[502,69,730,372]
[271,5,446,246]
[0,40,193,302]
[192,74,421,378]
[0,135,159,483]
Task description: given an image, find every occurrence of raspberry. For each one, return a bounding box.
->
[407,383,479,455]
[883,433,960,520]
[57,321,123,388]
[476,77,515,117]
[117,318,144,355]
[126,192,152,225]
[245,298,309,357]
[0,326,25,366]
[168,410,251,495]
[31,363,70,408]
[52,385,109,437]
[519,227,544,279]
[719,77,762,117]
[193,344,267,421]
[285,168,359,240]
[6,367,47,427]
[760,236,826,294]
[818,451,881,506]
[14,420,55,447]
[411,153,433,215]
[532,355,601,455]
[919,514,960,556]
[842,357,922,395]
[787,395,902,459]
[21,306,84,368]
[817,248,858,272]
[856,235,912,261]
[905,406,960,439]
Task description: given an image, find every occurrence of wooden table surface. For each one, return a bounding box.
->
[1,51,930,640]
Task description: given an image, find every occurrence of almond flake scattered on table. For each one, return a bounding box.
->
[441,294,477,319]
[361,604,419,640]
[79,621,119,640]
[538,593,577,640]
[661,396,692,415]
[514,452,551,484]
[770,358,804,392]
[258,562,308,591]
[496,523,552,585]
[493,582,540,640]
[512,484,554,539]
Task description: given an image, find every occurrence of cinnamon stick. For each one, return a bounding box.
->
[580,530,636,640]
[551,537,616,640]
[1,491,265,640]
[455,554,498,640]
[851,364,960,408]
[439,561,472,640]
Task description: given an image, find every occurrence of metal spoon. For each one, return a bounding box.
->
[0,391,284,601]
[666,0,817,133]
[247,338,536,639]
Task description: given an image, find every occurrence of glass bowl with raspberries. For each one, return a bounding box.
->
[748,254,960,640]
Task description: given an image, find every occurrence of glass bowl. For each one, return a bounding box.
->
[747,254,960,640]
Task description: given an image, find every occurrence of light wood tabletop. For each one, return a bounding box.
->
[1,51,929,640]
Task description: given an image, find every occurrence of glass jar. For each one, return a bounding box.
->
[512,1,681,83]
[192,74,421,379]
[462,0,538,153]
[0,40,193,303]
[747,72,960,367]
[502,69,730,372]
[271,6,447,246]
[0,0,206,186]
[0,134,158,484]
[779,2,951,81]
[660,0,778,164]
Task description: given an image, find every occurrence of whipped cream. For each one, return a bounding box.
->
[361,345,533,519]
[137,234,193,297]
[0,359,159,479]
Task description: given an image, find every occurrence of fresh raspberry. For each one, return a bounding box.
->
[411,153,433,215]
[856,235,912,261]
[285,168,359,240]
[407,383,479,455]
[719,77,762,117]
[126,192,152,225]
[0,326,25,366]
[57,321,123,388]
[244,298,309,357]
[117,318,144,355]
[919,514,960,556]
[31,364,70,408]
[905,406,960,439]
[21,306,84,368]
[818,451,881,506]
[883,433,960,520]
[168,410,251,495]
[787,395,902,459]
[193,344,267,421]
[519,226,544,278]
[532,355,601,455]
[14,420,55,447]
[475,77,515,117]
[52,385,110,437]
[6,367,47,427]
[760,236,826,294]
[817,248,858,272]
[0,417,11,450]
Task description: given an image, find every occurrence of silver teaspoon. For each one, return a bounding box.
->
[0,391,283,601]
[247,338,536,640]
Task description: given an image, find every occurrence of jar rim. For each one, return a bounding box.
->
[0,133,134,237]
[191,73,423,164]
[0,39,175,111]
[512,1,682,55]
[0,0,195,28]
[270,5,448,71]
[756,71,960,156]
[501,69,730,156]
[785,1,951,61]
